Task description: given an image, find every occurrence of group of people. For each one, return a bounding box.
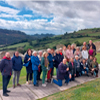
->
[0,40,99,97]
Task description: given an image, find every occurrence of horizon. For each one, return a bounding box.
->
[0,1,100,35]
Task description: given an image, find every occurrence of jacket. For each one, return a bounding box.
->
[31,56,40,70]
[12,55,23,71]
[48,53,54,68]
[0,56,12,76]
[57,62,69,80]
[68,62,76,75]
[24,54,33,73]
[80,62,88,71]
[74,59,81,72]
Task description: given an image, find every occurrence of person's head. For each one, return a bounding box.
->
[93,57,97,62]
[70,58,74,62]
[82,59,86,64]
[83,42,86,46]
[75,55,79,60]
[51,49,54,54]
[67,45,71,50]
[47,48,51,53]
[5,52,10,58]
[59,48,62,52]
[56,49,59,54]
[71,45,74,50]
[90,45,93,50]
[63,58,67,64]
[89,40,92,45]
[63,46,66,51]
[32,51,37,56]
[43,52,48,58]
[89,56,93,60]
[15,51,19,57]
[82,46,87,50]
[38,50,42,56]
[76,47,80,51]
[27,49,32,56]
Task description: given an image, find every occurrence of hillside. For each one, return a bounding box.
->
[0,28,100,52]
[0,28,54,45]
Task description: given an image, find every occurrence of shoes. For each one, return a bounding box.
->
[34,84,39,87]
[47,79,51,83]
[29,80,33,84]
[17,83,21,87]
[37,79,42,81]
[96,74,98,77]
[42,84,46,87]
[87,74,89,77]
[6,90,11,93]
[13,85,15,88]
[26,81,29,85]
[3,93,9,97]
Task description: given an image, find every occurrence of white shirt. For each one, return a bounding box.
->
[82,50,88,59]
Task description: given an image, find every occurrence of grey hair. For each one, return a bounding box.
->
[32,51,37,55]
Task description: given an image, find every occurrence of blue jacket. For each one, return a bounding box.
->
[57,62,69,80]
[54,53,63,68]
[48,53,54,68]
[12,55,23,71]
[0,57,12,76]
[24,54,33,73]
[31,56,40,71]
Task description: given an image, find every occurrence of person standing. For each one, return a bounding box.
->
[24,49,33,84]
[31,51,40,86]
[41,52,49,87]
[12,51,23,88]
[47,48,54,83]
[37,50,43,81]
[0,52,12,96]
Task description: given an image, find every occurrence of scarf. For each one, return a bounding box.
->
[2,56,11,60]
[44,57,49,67]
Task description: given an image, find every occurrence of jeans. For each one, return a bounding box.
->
[82,67,88,75]
[13,71,20,85]
[53,79,62,86]
[2,75,11,94]
[33,70,38,85]
[26,73,32,81]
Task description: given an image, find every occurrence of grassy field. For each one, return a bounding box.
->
[39,78,100,100]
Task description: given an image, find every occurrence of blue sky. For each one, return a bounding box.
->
[0,0,100,35]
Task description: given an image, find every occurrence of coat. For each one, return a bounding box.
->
[48,53,54,68]
[12,55,23,71]
[90,61,99,71]
[0,56,12,76]
[66,49,74,59]
[31,56,40,71]
[41,57,48,71]
[57,62,69,80]
[80,62,88,71]
[74,59,81,72]
[24,54,33,73]
[68,62,76,75]
[88,43,96,51]
[54,53,63,68]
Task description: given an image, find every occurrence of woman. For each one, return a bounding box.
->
[62,46,67,59]
[12,51,23,88]
[74,47,82,60]
[66,45,74,62]
[31,51,40,86]
[24,49,33,84]
[90,57,99,77]
[88,46,95,57]
[68,58,76,81]
[41,52,49,87]
[81,46,88,60]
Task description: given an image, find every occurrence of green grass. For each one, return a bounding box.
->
[39,78,100,100]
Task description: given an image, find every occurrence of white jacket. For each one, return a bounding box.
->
[82,50,88,59]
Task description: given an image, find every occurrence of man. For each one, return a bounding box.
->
[12,51,23,88]
[37,50,42,81]
[53,59,71,86]
[88,40,96,54]
[71,44,76,54]
[0,52,12,96]
[80,42,89,51]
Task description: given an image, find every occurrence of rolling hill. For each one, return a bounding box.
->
[0,28,100,52]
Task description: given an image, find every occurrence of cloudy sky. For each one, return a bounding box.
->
[0,0,100,35]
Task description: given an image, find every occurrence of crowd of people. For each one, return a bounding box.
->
[0,40,99,97]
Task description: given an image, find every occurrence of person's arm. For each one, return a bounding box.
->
[0,60,5,72]
[86,51,88,59]
[24,55,28,63]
